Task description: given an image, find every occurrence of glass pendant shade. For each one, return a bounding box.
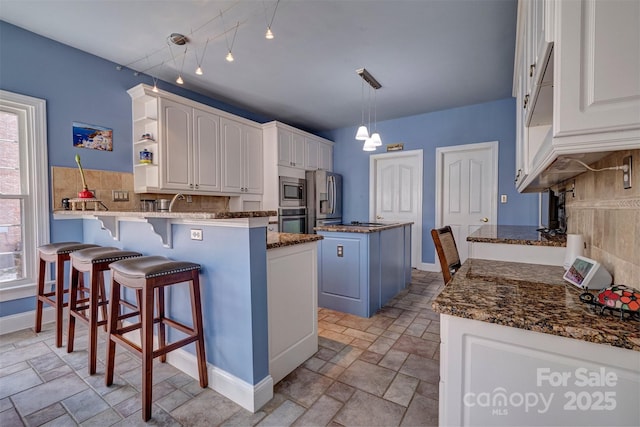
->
[176,75,184,84]
[226,51,234,62]
[195,66,203,75]
[265,27,274,39]
[355,125,370,141]
[363,138,377,151]
[371,132,382,146]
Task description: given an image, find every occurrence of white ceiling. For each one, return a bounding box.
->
[0,0,518,133]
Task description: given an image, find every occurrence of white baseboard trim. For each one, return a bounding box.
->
[0,307,55,335]
[167,347,274,412]
[418,262,440,272]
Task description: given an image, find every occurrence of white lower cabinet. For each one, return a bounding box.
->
[267,242,318,384]
[439,314,640,426]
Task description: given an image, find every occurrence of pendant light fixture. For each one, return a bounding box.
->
[264,0,280,40]
[355,68,382,150]
[355,77,369,140]
[195,38,209,75]
[370,88,382,147]
[221,11,239,62]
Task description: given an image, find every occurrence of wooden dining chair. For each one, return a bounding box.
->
[431,226,462,284]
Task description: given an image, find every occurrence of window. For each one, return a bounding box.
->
[0,90,49,300]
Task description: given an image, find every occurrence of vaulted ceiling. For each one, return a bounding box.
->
[0,0,518,132]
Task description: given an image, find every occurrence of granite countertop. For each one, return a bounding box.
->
[53,209,277,219]
[432,258,640,351]
[266,232,323,250]
[467,225,566,247]
[315,222,412,234]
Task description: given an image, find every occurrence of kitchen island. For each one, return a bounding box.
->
[315,222,412,317]
[53,210,320,412]
[432,258,640,426]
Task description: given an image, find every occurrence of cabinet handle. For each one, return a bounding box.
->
[523,94,529,109]
[515,169,522,183]
[190,184,194,189]
[529,63,535,78]
[195,184,199,189]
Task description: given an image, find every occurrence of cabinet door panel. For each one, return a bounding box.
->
[556,0,640,136]
[160,98,191,190]
[292,133,305,168]
[305,138,319,170]
[220,118,243,192]
[193,109,220,192]
[319,142,333,171]
[244,125,263,194]
[277,129,292,166]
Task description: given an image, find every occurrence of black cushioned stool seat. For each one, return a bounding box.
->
[35,242,100,347]
[67,246,143,374]
[105,256,207,421]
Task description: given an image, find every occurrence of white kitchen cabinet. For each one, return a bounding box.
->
[267,241,318,384]
[318,141,333,172]
[439,314,640,426]
[513,0,640,192]
[278,128,305,169]
[159,98,221,193]
[221,117,263,194]
[306,137,334,172]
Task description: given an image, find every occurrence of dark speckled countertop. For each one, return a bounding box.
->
[315,222,412,234]
[266,232,323,250]
[467,225,566,247]
[432,258,640,351]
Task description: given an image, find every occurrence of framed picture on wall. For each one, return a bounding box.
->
[72,122,113,151]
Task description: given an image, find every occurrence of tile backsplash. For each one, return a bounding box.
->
[564,149,639,285]
[51,167,229,212]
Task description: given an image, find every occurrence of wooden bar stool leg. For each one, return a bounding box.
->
[142,286,155,421]
[67,267,80,353]
[105,278,120,387]
[88,266,100,375]
[156,287,166,363]
[98,273,108,332]
[190,273,208,387]
[35,257,46,333]
[54,254,66,348]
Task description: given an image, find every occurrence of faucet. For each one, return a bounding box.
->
[169,193,185,212]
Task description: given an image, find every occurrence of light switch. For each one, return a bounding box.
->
[500,194,508,204]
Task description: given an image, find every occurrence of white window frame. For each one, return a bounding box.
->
[0,90,49,301]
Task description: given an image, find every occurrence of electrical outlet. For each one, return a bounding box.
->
[500,194,508,204]
[623,155,632,189]
[190,229,203,240]
[186,195,192,203]
[111,190,129,202]
[337,245,344,257]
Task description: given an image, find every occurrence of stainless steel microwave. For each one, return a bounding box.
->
[279,176,306,207]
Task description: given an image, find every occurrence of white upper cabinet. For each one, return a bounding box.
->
[277,128,306,169]
[554,0,640,138]
[159,98,221,193]
[220,117,263,194]
[513,0,640,192]
[305,138,319,170]
[128,84,261,197]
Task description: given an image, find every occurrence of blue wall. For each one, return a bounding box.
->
[327,99,539,265]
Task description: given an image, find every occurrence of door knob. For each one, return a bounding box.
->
[376,215,383,219]
[480,217,489,223]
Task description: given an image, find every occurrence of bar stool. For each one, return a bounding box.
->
[105,256,207,421]
[67,246,143,374]
[35,242,100,347]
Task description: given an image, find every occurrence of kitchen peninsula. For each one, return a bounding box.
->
[53,209,321,412]
[315,222,412,317]
[432,258,640,426]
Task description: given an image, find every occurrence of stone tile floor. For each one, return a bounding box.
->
[0,270,444,426]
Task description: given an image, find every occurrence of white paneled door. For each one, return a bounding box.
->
[370,150,423,268]
[436,142,498,264]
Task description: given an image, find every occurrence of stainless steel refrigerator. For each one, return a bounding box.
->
[306,170,342,233]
